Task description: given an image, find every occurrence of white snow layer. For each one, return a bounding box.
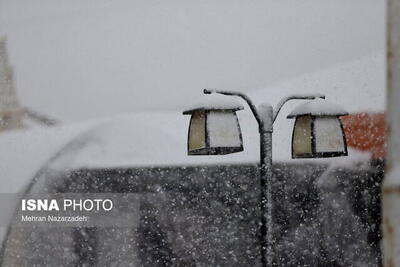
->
[183,93,244,113]
[286,99,348,118]
[0,122,94,193]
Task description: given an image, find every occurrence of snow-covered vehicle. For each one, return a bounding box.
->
[0,114,382,266]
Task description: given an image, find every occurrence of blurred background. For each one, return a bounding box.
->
[0,1,387,266]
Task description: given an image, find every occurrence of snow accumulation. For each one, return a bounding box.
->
[286,99,348,118]
[42,112,254,171]
[183,93,244,114]
[0,121,94,193]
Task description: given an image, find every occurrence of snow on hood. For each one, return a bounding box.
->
[0,110,372,193]
[286,99,348,118]
[41,111,369,173]
[0,122,92,193]
[47,112,257,171]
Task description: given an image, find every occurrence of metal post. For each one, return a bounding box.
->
[382,0,400,265]
[259,105,274,267]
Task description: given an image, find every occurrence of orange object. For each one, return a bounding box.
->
[341,112,386,160]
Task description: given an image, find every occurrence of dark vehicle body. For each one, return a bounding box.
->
[1,161,383,266]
